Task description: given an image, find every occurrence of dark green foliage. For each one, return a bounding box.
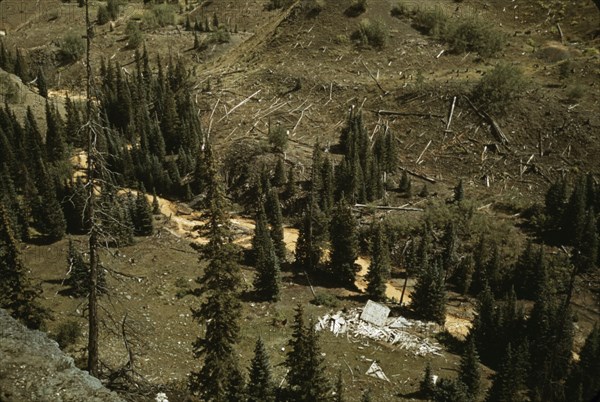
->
[134,188,153,236]
[334,370,346,402]
[248,338,275,402]
[53,320,82,349]
[454,179,464,202]
[45,101,67,164]
[125,21,143,49]
[566,325,600,402]
[366,223,391,301]
[14,48,30,82]
[459,337,481,400]
[266,188,286,262]
[420,362,436,399]
[65,240,107,297]
[485,344,524,402]
[0,204,47,329]
[329,199,358,287]
[411,258,446,324]
[353,18,388,49]
[399,170,411,193]
[37,68,48,98]
[267,0,293,10]
[285,304,331,401]
[0,40,14,72]
[252,203,281,301]
[433,378,469,402]
[273,158,286,187]
[472,64,526,115]
[97,6,110,25]
[441,222,458,275]
[59,32,85,63]
[107,0,120,20]
[152,190,160,214]
[294,199,327,274]
[514,242,546,300]
[471,285,500,366]
[190,149,244,401]
[268,124,288,153]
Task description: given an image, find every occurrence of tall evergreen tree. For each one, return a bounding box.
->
[294,197,326,275]
[329,199,358,287]
[566,324,600,402]
[134,187,153,236]
[420,362,436,399]
[285,304,330,401]
[190,145,244,401]
[65,240,106,297]
[334,370,346,402]
[485,344,523,402]
[471,284,501,367]
[37,68,48,98]
[366,223,391,301]
[45,101,67,164]
[247,338,276,402]
[411,258,446,324]
[0,204,46,329]
[265,188,286,263]
[459,336,481,401]
[573,209,598,273]
[253,202,281,301]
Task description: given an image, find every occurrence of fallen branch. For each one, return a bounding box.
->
[354,204,424,212]
[217,90,261,123]
[400,167,436,183]
[367,109,443,118]
[361,60,388,95]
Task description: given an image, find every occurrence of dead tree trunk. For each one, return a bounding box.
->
[85,0,99,378]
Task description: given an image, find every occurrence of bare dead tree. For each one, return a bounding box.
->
[85,0,99,377]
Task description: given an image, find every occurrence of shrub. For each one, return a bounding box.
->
[268,125,288,153]
[565,84,584,101]
[53,320,81,349]
[125,21,143,49]
[391,2,411,18]
[353,19,387,49]
[59,32,85,63]
[447,18,505,58]
[311,292,339,308]
[472,63,526,114]
[345,0,368,16]
[413,5,449,38]
[144,3,175,28]
[267,0,293,10]
[97,5,110,25]
[304,0,325,14]
[107,0,120,20]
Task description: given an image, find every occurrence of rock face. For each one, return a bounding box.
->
[0,309,124,402]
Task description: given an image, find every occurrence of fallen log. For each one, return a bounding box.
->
[354,204,424,212]
[367,109,444,118]
[400,167,437,183]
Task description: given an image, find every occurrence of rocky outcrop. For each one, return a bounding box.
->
[0,309,123,402]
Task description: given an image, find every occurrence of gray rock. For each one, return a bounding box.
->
[0,309,124,402]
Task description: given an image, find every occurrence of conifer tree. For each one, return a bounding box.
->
[441,222,458,277]
[134,186,153,236]
[411,258,446,324]
[0,204,46,329]
[273,157,286,187]
[248,338,276,402]
[190,145,244,401]
[37,68,48,98]
[420,362,436,399]
[266,188,286,262]
[459,337,481,401]
[561,176,586,246]
[294,196,326,274]
[329,198,358,287]
[45,101,67,164]
[566,324,600,402]
[334,370,346,402]
[151,189,160,214]
[573,209,598,272]
[253,202,281,301]
[285,305,330,401]
[65,240,106,297]
[399,170,411,193]
[544,178,567,242]
[485,344,521,402]
[14,48,29,82]
[366,223,391,301]
[321,154,335,214]
[454,179,464,202]
[471,284,500,367]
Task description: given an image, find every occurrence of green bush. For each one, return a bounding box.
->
[447,18,505,58]
[311,292,339,308]
[472,63,526,114]
[345,0,368,16]
[267,0,293,10]
[107,0,120,20]
[144,3,175,28]
[125,21,143,49]
[354,18,387,49]
[268,125,288,153]
[97,5,110,25]
[413,5,449,38]
[565,84,585,101]
[53,320,81,349]
[59,33,85,63]
[391,2,411,17]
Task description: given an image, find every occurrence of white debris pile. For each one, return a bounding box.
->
[315,308,442,356]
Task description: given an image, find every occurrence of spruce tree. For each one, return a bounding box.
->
[285,304,330,401]
[420,362,436,399]
[45,101,67,164]
[566,324,600,402]
[294,197,326,275]
[65,240,106,297]
[253,202,281,301]
[265,188,286,263]
[190,144,244,401]
[441,222,458,277]
[454,179,464,202]
[471,284,500,367]
[573,209,598,272]
[273,157,286,187]
[134,187,153,236]
[0,204,46,329]
[366,223,391,301]
[411,258,446,324]
[248,338,275,402]
[329,199,358,287]
[151,189,160,214]
[485,344,521,402]
[459,336,481,401]
[37,68,48,98]
[334,370,346,402]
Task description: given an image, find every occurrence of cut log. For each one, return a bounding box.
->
[400,167,436,183]
[354,204,424,212]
